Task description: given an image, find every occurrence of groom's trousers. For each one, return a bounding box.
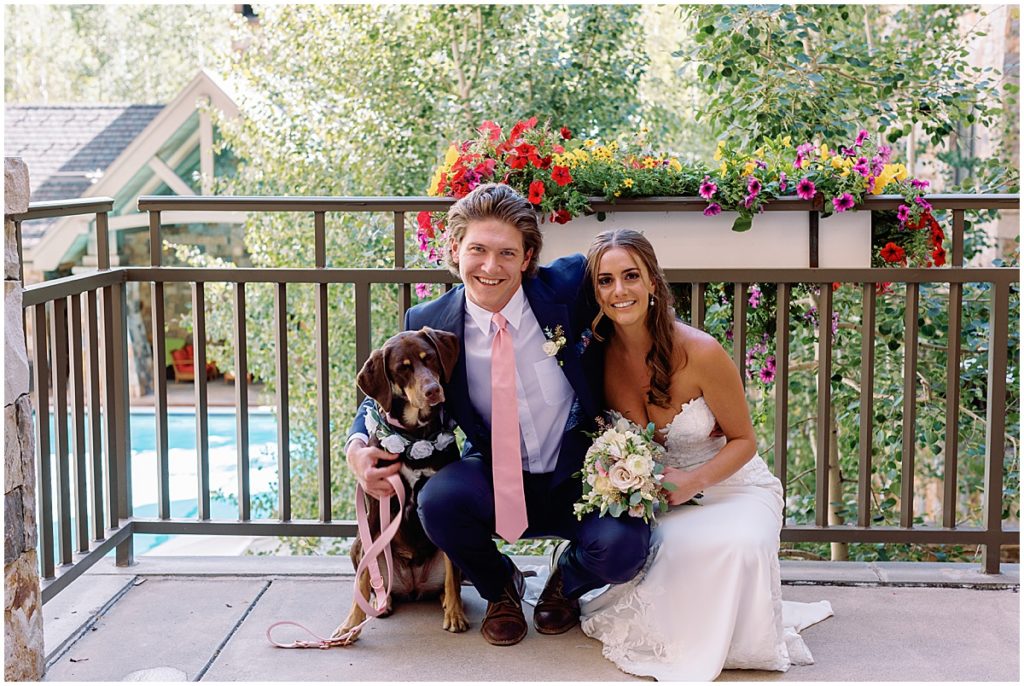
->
[418,456,651,602]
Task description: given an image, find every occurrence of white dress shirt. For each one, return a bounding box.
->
[464,286,575,473]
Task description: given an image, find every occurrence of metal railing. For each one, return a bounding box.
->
[14,193,1020,604]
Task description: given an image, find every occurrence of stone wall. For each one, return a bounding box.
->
[4,157,44,680]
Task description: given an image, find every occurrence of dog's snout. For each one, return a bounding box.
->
[424,382,443,405]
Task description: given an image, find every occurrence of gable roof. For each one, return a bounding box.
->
[8,70,239,270]
[5,104,165,202]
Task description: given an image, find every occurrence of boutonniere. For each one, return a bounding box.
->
[576,328,594,355]
[542,324,568,362]
[364,404,457,460]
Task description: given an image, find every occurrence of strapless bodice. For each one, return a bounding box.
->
[660,397,782,492]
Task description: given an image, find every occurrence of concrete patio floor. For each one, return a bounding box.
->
[40,556,1019,682]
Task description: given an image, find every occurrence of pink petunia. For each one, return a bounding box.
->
[703,203,722,217]
[778,172,787,192]
[759,366,776,384]
[796,178,816,200]
[415,283,433,299]
[855,129,869,146]
[832,193,855,212]
[699,175,717,200]
[896,204,912,223]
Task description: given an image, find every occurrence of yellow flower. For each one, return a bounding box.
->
[595,146,611,160]
[841,169,850,178]
[574,149,591,164]
[719,161,728,176]
[782,135,792,147]
[754,147,764,158]
[444,144,459,168]
[669,158,682,172]
[623,178,635,188]
[642,156,658,169]
[819,143,830,159]
[613,190,621,197]
[609,142,620,151]
[427,166,446,196]
[584,139,596,148]
[713,140,725,161]
[743,160,756,176]
[801,158,811,169]
[830,156,845,170]
[893,163,909,181]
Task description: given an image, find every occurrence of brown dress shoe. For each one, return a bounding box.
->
[533,565,580,634]
[481,566,527,646]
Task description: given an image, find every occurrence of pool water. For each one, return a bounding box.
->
[43,409,282,555]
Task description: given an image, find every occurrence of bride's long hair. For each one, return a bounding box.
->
[585,229,680,408]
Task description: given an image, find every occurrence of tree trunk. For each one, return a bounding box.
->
[828,402,848,560]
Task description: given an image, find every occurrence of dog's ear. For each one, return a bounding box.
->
[420,327,460,384]
[357,347,393,414]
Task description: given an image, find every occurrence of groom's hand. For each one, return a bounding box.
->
[346,438,402,500]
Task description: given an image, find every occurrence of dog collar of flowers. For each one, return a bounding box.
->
[542,324,567,358]
[363,403,457,461]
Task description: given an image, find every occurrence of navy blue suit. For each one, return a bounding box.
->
[350,254,650,601]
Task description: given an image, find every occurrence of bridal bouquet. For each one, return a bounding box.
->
[573,413,670,523]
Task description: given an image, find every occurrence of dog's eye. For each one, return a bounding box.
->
[401,359,412,368]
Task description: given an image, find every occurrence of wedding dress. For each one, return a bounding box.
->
[577,396,833,681]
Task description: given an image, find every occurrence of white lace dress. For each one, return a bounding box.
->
[579,397,833,681]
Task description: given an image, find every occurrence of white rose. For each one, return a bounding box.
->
[608,462,641,491]
[542,341,559,356]
[364,410,379,434]
[409,440,434,460]
[379,434,407,454]
[593,475,614,496]
[614,416,632,433]
[625,453,653,479]
[434,432,455,451]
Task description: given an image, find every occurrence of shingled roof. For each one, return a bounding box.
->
[5,104,165,202]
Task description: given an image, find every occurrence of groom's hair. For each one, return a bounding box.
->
[444,183,543,278]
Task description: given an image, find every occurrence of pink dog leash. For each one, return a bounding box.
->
[266,474,406,649]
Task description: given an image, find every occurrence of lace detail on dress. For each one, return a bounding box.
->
[662,397,783,494]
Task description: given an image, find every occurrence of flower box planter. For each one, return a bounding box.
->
[540,209,872,269]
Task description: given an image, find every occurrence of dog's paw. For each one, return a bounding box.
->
[443,608,470,633]
[331,624,361,644]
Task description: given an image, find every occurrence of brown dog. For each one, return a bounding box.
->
[334,327,467,642]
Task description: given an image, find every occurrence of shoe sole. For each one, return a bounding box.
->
[481,628,528,646]
[534,620,579,635]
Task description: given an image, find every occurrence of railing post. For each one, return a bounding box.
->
[982,280,1010,574]
[4,157,45,680]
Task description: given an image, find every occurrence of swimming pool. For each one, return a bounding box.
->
[44,408,282,555]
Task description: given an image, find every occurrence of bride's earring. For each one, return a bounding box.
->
[649,294,655,307]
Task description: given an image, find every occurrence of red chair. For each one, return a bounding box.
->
[170,345,217,382]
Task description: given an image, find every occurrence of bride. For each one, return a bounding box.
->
[576,228,832,681]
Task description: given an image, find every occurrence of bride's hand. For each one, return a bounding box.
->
[661,466,704,506]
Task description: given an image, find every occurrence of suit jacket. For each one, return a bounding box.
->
[350,254,604,486]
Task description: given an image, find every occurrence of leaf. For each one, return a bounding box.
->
[731,215,753,232]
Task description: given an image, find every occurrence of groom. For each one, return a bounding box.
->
[346,183,650,646]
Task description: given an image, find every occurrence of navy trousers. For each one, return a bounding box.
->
[418,456,651,602]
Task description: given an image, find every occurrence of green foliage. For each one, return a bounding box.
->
[4,4,236,102]
[678,4,1006,147]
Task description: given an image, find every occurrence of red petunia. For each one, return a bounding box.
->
[880,242,906,264]
[435,173,448,196]
[474,159,497,179]
[417,211,434,239]
[478,120,502,142]
[560,127,572,140]
[931,245,946,267]
[528,180,545,205]
[551,209,572,224]
[507,154,529,170]
[551,165,573,186]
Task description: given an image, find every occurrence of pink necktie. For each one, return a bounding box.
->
[490,312,528,542]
